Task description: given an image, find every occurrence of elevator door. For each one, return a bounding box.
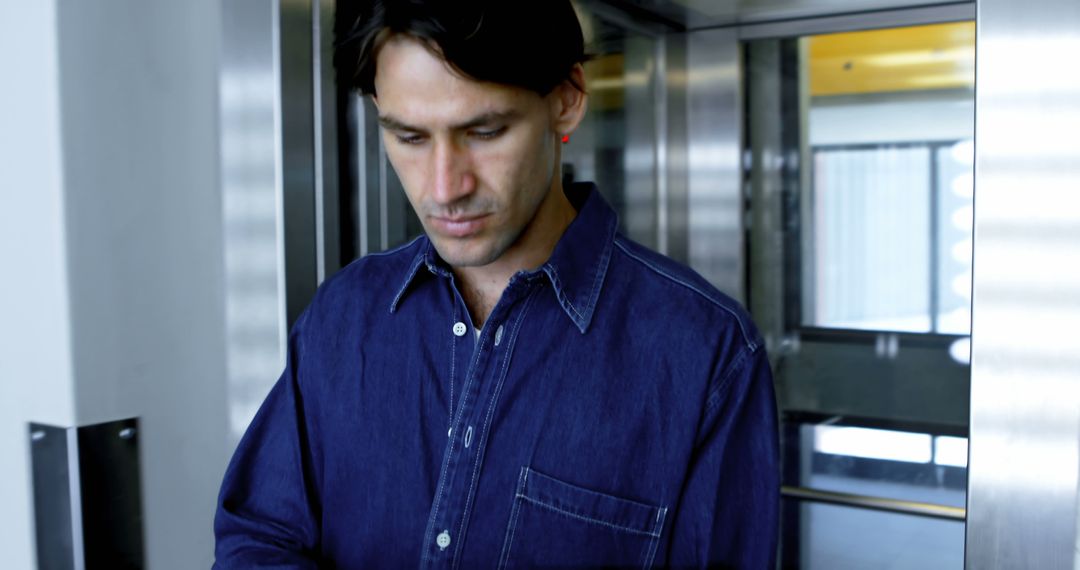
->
[744,21,975,569]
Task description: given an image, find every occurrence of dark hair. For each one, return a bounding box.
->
[337,0,588,97]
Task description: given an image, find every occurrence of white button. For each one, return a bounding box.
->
[447,427,452,438]
[464,425,474,448]
[436,530,451,550]
[452,322,467,337]
[494,324,505,346]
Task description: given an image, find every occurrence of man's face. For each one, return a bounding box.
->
[373,36,564,268]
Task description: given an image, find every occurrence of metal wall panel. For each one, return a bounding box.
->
[220,0,289,442]
[29,419,145,570]
[315,0,341,279]
[965,0,1080,567]
[737,3,975,39]
[280,0,319,328]
[685,28,745,302]
[662,33,690,263]
[598,0,973,29]
[734,0,969,23]
[29,424,75,570]
[623,35,662,251]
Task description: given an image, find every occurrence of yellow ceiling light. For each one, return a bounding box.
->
[809,22,976,97]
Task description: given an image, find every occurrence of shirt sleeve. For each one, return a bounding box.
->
[213,316,323,569]
[666,345,781,569]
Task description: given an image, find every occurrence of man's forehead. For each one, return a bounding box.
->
[373,35,544,125]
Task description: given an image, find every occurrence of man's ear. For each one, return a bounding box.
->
[550,64,588,138]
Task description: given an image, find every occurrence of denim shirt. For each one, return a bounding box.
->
[214,183,779,569]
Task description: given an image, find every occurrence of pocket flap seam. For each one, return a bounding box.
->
[516,493,666,537]
[518,467,667,538]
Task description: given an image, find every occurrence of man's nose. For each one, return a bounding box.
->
[431,139,476,205]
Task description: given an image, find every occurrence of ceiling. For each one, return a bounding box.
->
[593,0,973,30]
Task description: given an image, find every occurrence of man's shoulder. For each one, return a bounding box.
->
[608,234,763,353]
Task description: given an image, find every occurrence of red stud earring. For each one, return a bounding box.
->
[561,135,570,144]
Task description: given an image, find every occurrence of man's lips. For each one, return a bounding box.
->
[429,213,491,237]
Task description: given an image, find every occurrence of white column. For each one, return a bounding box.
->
[0,1,77,567]
[1,1,233,568]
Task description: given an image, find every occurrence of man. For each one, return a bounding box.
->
[214,1,779,568]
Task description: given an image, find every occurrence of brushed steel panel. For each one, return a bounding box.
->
[29,419,145,570]
[738,3,974,39]
[314,0,341,280]
[965,0,1080,567]
[280,0,318,328]
[663,33,690,263]
[685,28,744,302]
[29,424,75,570]
[220,0,288,441]
[623,34,661,250]
[598,0,973,29]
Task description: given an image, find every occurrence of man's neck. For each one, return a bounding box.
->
[454,184,577,327]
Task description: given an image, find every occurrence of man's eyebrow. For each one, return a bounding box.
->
[450,111,520,130]
[377,110,521,133]
[378,115,422,132]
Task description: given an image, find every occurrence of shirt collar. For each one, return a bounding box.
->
[390,182,617,334]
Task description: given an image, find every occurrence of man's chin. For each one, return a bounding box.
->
[429,239,500,269]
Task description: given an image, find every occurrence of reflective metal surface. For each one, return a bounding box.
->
[75,419,144,569]
[29,424,75,570]
[741,18,975,568]
[965,0,1080,567]
[596,0,973,29]
[738,3,975,39]
[281,0,319,327]
[29,419,145,570]
[342,92,419,257]
[685,28,745,302]
[221,0,288,441]
[661,33,690,262]
[746,37,791,344]
[314,0,341,281]
[561,7,664,248]
[783,486,966,521]
[622,34,662,250]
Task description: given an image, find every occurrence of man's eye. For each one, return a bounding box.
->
[395,134,425,145]
[471,127,507,140]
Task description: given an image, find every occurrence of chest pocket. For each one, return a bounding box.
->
[497,467,667,569]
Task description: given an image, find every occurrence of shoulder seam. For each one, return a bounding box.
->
[613,238,757,351]
[705,346,753,413]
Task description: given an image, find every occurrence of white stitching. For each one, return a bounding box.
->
[497,468,530,569]
[613,238,758,351]
[421,286,487,565]
[642,506,667,569]
[515,495,662,537]
[451,292,540,569]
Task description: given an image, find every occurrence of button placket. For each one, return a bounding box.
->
[424,282,538,569]
[422,301,495,568]
[447,289,541,570]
